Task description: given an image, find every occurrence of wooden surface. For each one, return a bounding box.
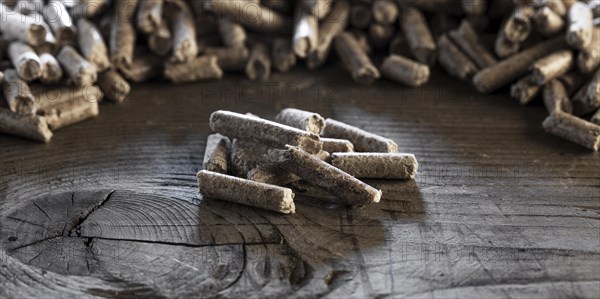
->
[0,66,599,298]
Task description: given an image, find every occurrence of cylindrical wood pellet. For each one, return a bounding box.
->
[166,0,198,63]
[381,54,431,86]
[473,36,566,93]
[448,20,497,68]
[148,21,173,56]
[567,1,593,49]
[330,153,419,179]
[218,18,246,48]
[293,6,318,58]
[3,69,36,115]
[137,0,163,34]
[8,42,42,82]
[571,68,600,115]
[531,49,574,85]
[510,75,541,105]
[34,85,104,110]
[322,118,398,153]
[399,6,437,65]
[577,26,600,74]
[210,110,323,154]
[39,53,63,85]
[0,7,47,46]
[543,79,573,114]
[372,0,398,25]
[334,31,380,84]
[203,46,249,72]
[43,0,77,46]
[307,0,350,69]
[271,38,296,72]
[542,111,600,151]
[197,170,296,214]
[270,145,382,206]
[533,6,565,36]
[38,98,100,131]
[246,41,271,81]
[0,107,52,142]
[202,133,230,174]
[437,35,478,81]
[494,33,520,58]
[275,108,325,135]
[502,5,534,43]
[350,3,372,29]
[97,69,131,103]
[321,138,355,153]
[110,17,136,69]
[57,45,97,86]
[77,18,111,72]
[164,55,223,83]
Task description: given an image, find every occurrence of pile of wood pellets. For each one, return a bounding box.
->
[0,0,599,150]
[198,109,418,213]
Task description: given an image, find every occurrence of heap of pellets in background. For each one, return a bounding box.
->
[0,0,599,151]
[198,109,419,214]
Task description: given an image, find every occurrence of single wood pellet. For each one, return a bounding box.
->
[271,38,297,72]
[38,98,100,131]
[210,111,322,154]
[148,21,173,56]
[137,0,163,34]
[566,2,593,49]
[97,69,131,103]
[531,50,574,85]
[8,42,42,82]
[39,53,63,85]
[246,41,271,81]
[533,6,565,36]
[322,118,398,153]
[33,85,104,111]
[57,46,98,86]
[543,79,573,114]
[321,138,355,153]
[0,107,52,143]
[437,35,478,81]
[202,133,230,174]
[542,111,600,151]
[3,69,36,115]
[334,31,380,84]
[77,18,111,72]
[205,0,292,34]
[0,5,47,46]
[372,0,398,25]
[166,0,198,63]
[197,170,296,214]
[218,18,246,48]
[204,46,249,72]
[330,153,419,179]
[164,55,223,83]
[571,68,600,115]
[270,145,382,206]
[399,6,437,65]
[448,20,497,69]
[577,26,600,74]
[494,33,520,58]
[293,4,318,58]
[275,108,325,135]
[43,0,77,46]
[110,17,136,69]
[502,5,534,43]
[381,54,431,86]
[511,75,542,105]
[307,0,350,69]
[473,36,566,93]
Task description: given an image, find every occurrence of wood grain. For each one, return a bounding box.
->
[0,67,598,298]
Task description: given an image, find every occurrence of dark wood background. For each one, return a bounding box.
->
[1,66,599,298]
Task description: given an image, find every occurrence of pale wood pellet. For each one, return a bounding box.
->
[330,153,419,180]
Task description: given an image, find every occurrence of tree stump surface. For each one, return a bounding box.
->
[0,67,599,298]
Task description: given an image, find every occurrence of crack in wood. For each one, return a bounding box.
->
[68,190,115,237]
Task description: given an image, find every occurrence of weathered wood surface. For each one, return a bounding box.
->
[0,67,599,298]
